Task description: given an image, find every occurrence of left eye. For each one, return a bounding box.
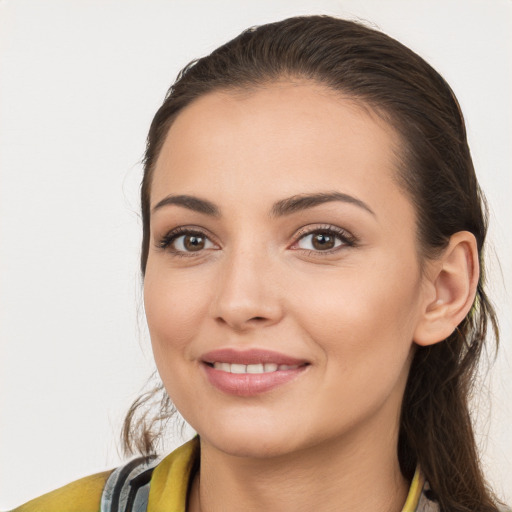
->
[296,231,344,251]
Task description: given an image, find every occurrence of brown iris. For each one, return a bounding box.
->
[312,232,336,250]
[184,235,206,251]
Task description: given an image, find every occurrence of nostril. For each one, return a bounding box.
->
[251,316,266,321]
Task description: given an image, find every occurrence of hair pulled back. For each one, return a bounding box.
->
[124,15,500,512]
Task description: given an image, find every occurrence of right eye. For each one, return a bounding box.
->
[159,229,217,254]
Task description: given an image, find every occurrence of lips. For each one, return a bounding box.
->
[202,348,307,366]
[201,348,309,396]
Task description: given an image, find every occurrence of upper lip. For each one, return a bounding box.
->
[201,348,308,366]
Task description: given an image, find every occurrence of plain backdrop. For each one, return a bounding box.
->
[1,0,511,508]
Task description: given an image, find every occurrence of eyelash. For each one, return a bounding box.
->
[292,224,358,255]
[157,226,214,257]
[157,224,357,257]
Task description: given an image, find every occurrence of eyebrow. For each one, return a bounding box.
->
[151,191,375,217]
[152,195,220,216]
[270,192,375,217]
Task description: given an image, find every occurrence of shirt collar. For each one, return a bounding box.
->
[402,466,440,512]
[148,439,440,512]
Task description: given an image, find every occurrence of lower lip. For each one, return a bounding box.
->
[203,364,308,396]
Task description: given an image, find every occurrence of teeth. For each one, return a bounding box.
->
[247,363,264,374]
[218,362,230,372]
[230,364,246,374]
[212,362,299,374]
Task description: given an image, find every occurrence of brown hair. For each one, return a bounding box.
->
[123,15,501,511]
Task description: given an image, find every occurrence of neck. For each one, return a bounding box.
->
[188,421,409,512]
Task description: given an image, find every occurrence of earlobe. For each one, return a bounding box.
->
[414,231,479,347]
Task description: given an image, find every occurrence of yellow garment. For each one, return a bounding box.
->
[10,471,111,512]
[11,438,424,512]
[402,467,425,512]
[147,438,198,511]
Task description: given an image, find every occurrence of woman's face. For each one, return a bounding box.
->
[144,82,431,458]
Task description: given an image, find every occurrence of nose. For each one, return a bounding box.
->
[211,246,284,332]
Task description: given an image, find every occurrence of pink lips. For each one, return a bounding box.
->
[201,348,309,397]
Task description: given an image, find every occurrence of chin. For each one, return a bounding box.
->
[212,434,299,459]
[194,418,306,459]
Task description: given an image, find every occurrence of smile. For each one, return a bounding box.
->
[211,362,300,374]
[201,348,309,396]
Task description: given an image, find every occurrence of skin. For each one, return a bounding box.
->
[143,81,476,512]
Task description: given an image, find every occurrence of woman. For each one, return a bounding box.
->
[13,15,505,512]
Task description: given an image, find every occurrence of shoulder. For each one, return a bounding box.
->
[102,438,200,512]
[10,439,200,512]
[10,470,111,512]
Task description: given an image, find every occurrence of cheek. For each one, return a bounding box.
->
[143,263,210,356]
[294,256,422,374]
[143,265,213,410]
[296,265,420,430]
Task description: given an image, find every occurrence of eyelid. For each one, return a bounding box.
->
[290,224,358,252]
[157,226,220,253]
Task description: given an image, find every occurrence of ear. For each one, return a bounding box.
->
[414,231,479,347]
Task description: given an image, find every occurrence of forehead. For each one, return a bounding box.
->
[151,81,410,220]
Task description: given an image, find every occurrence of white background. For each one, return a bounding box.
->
[1,0,511,508]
